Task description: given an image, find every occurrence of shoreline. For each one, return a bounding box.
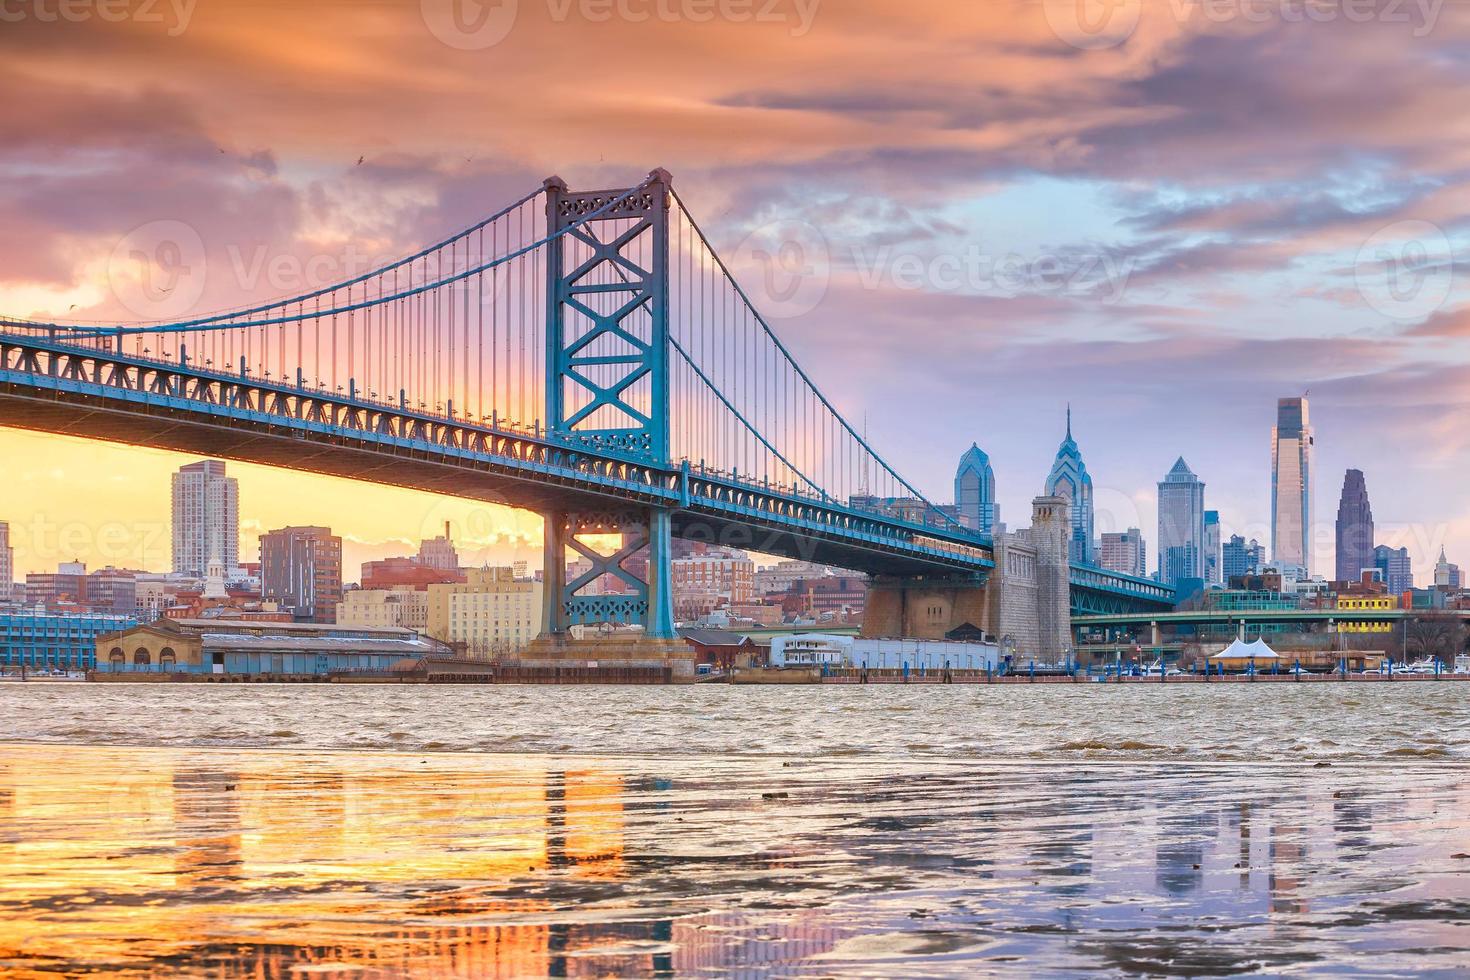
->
[8,669,1467,686]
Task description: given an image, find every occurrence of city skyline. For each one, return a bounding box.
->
[2,393,1463,588]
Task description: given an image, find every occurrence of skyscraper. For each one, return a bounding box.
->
[1373,544,1413,596]
[1044,407,1094,564]
[954,443,998,534]
[1099,528,1147,578]
[1334,468,1374,583]
[1271,396,1314,575]
[171,460,239,578]
[1204,510,1221,585]
[1222,535,1265,582]
[260,526,343,623]
[0,521,11,600]
[1157,457,1206,587]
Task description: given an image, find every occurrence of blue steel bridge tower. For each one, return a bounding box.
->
[540,171,677,640]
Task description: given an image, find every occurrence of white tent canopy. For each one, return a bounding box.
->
[1210,638,1281,660]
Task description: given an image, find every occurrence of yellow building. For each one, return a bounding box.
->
[427,568,543,659]
[337,588,429,630]
[1337,596,1397,611]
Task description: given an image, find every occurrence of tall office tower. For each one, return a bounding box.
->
[0,521,12,600]
[1204,510,1222,585]
[417,521,460,572]
[1157,458,1206,587]
[1099,528,1147,578]
[1334,469,1375,583]
[171,460,239,578]
[1373,544,1413,596]
[1044,407,1095,564]
[260,526,343,623]
[1223,535,1265,582]
[1271,396,1314,575]
[954,443,998,534]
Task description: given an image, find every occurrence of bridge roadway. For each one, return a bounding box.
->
[0,331,1173,612]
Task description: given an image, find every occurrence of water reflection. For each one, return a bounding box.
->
[1,745,1469,975]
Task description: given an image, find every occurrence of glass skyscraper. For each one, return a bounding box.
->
[1373,544,1413,595]
[1334,468,1374,584]
[1271,397,1314,576]
[1044,408,1094,565]
[1223,535,1265,581]
[1157,457,1206,587]
[1204,510,1221,585]
[954,443,997,534]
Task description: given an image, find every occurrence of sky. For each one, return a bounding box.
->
[3,0,1469,583]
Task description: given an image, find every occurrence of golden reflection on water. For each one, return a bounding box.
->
[0,748,647,977]
[4,743,1470,976]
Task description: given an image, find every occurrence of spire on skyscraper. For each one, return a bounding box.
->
[1045,407,1094,565]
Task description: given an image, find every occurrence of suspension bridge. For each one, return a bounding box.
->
[0,169,1170,648]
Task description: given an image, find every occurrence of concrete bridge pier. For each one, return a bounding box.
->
[862,495,1073,662]
[528,508,691,678]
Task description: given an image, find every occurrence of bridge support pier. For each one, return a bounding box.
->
[862,495,1073,662]
[862,576,992,643]
[540,507,676,640]
[530,506,687,677]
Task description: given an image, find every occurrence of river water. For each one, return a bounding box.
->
[2,683,1469,976]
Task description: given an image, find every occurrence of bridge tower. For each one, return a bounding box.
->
[539,171,678,641]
